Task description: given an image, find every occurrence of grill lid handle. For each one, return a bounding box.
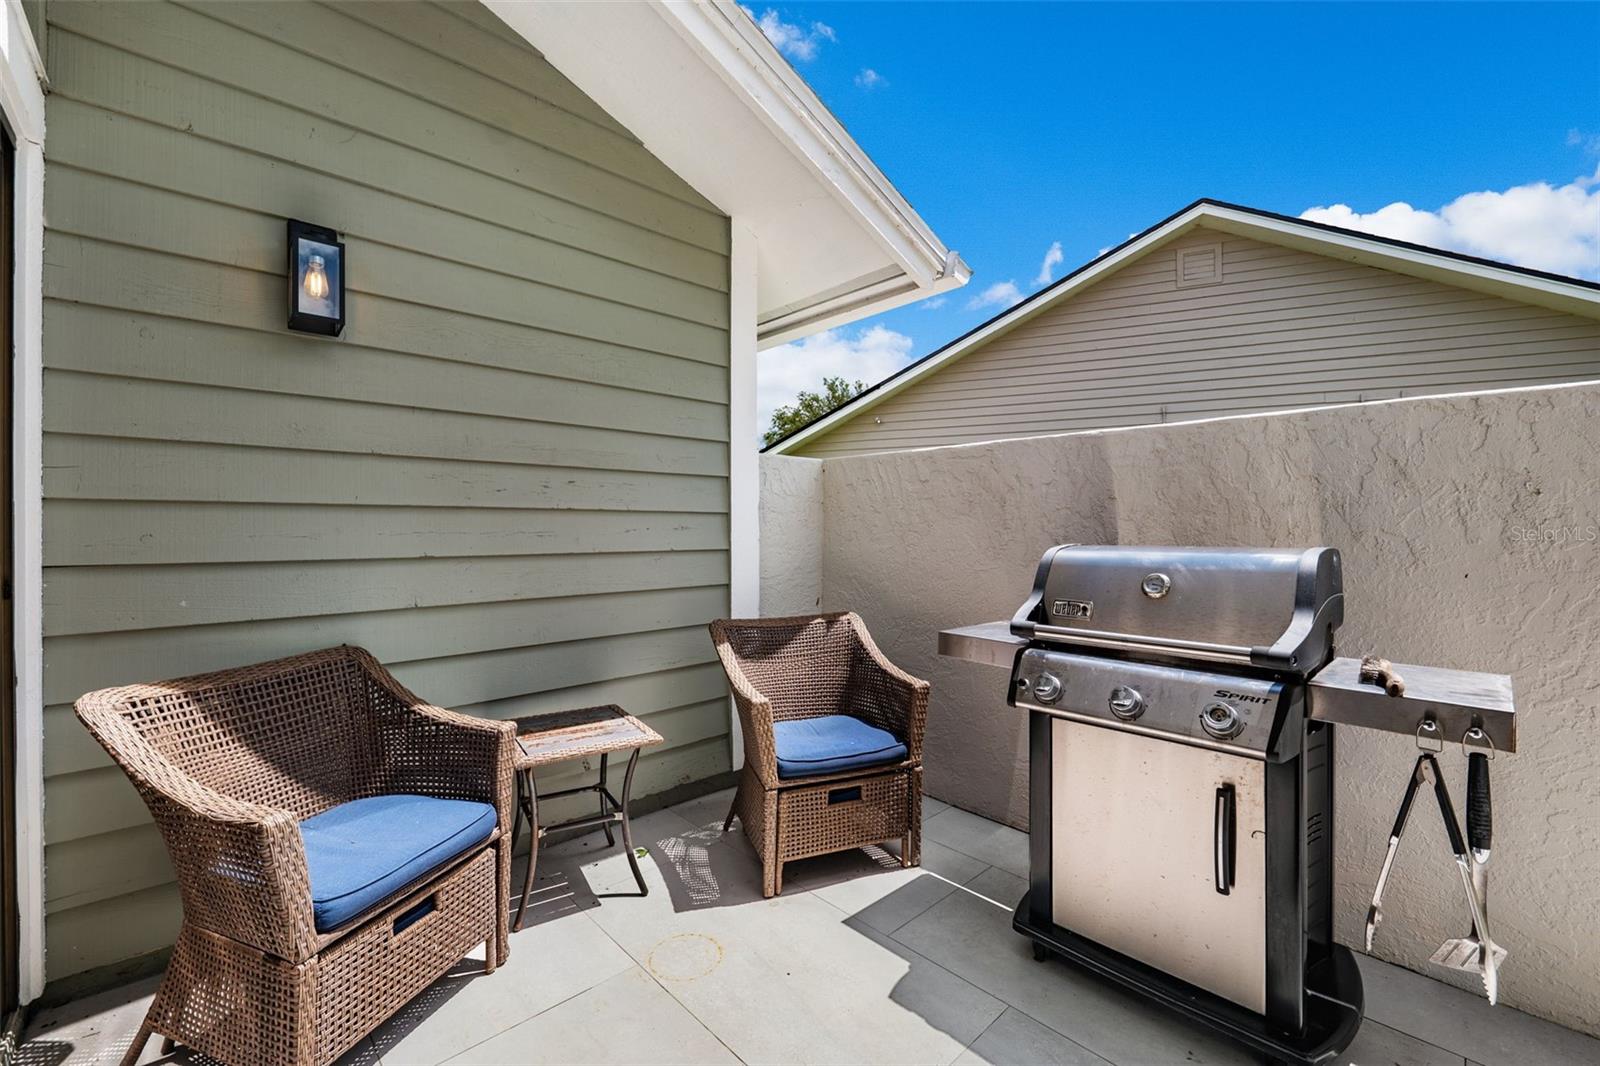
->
[1248,547,1344,674]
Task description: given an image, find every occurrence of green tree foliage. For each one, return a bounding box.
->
[763,376,866,447]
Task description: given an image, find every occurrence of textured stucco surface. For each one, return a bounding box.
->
[789,382,1600,1036]
[760,455,823,615]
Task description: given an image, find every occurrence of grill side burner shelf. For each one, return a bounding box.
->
[938,546,1515,1066]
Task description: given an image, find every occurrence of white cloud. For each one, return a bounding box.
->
[1301,166,1600,280]
[1567,128,1600,155]
[855,68,886,89]
[757,325,915,436]
[919,295,947,310]
[967,280,1024,311]
[1033,240,1064,285]
[744,7,836,61]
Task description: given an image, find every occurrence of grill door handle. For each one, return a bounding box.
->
[1214,784,1236,896]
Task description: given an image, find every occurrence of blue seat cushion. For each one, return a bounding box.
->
[300,794,497,932]
[772,715,908,779]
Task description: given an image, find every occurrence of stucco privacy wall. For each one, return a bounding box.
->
[39,1,732,981]
[803,382,1600,1035]
[759,456,823,615]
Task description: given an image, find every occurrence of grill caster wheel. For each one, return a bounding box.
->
[1032,942,1050,962]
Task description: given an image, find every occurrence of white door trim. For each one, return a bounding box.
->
[726,220,757,770]
[1,0,46,1005]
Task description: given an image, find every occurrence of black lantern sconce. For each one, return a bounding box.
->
[287,219,345,336]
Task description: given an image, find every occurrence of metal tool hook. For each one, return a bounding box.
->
[1461,724,1496,760]
[1416,717,1443,753]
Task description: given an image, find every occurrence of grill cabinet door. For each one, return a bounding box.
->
[1050,719,1267,1014]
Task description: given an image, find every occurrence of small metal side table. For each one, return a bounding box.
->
[510,705,664,932]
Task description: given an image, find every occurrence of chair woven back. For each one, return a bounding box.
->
[708,614,858,722]
[77,646,377,819]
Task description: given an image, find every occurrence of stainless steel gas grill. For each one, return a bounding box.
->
[939,545,1518,1065]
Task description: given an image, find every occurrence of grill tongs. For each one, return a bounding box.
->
[1365,726,1502,1004]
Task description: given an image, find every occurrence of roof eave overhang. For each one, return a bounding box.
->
[757,252,971,348]
[480,0,967,343]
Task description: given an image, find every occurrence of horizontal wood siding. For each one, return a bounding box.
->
[40,0,732,980]
[798,230,1600,455]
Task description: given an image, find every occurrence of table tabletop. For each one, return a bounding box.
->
[510,705,664,769]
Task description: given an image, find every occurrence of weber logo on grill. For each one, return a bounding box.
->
[1051,599,1093,620]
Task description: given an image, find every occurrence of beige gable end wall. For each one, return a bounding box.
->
[39,0,731,982]
[795,228,1600,456]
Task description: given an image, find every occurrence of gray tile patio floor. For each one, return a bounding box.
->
[19,791,1600,1066]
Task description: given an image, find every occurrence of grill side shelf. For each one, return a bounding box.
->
[938,621,1027,668]
[1306,657,1516,752]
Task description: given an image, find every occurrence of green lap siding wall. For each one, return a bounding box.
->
[38,0,732,982]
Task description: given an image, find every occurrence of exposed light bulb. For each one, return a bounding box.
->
[303,254,330,300]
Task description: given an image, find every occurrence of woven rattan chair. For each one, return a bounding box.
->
[74,645,516,1066]
[709,612,928,896]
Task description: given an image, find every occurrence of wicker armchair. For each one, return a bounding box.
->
[74,646,516,1066]
[709,612,929,896]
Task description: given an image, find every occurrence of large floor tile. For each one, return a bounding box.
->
[1356,954,1600,1066]
[588,868,1005,1064]
[370,912,634,1066]
[1335,1019,1464,1066]
[954,1008,1111,1066]
[666,786,735,830]
[443,967,737,1065]
[537,806,699,868]
[20,974,379,1065]
[892,869,1262,1065]
[922,807,1029,879]
[20,977,161,1066]
[548,807,714,899]
[628,813,773,909]
[800,841,989,935]
[956,866,1027,911]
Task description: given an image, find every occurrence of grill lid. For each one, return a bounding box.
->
[1011,545,1343,676]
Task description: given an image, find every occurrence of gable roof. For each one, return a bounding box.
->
[765,198,1600,453]
[484,1,971,346]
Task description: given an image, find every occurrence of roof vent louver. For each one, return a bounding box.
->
[1174,242,1223,288]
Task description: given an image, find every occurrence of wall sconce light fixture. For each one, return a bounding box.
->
[287,219,345,336]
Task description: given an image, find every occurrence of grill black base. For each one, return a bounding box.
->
[1012,899,1364,1065]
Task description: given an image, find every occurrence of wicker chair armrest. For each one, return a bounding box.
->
[351,651,516,830]
[848,615,931,762]
[73,699,320,962]
[708,627,781,787]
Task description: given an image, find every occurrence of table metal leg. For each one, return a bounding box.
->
[619,746,647,896]
[597,752,617,847]
[512,768,540,933]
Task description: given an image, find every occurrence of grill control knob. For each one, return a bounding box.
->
[1033,673,1063,704]
[1200,701,1244,740]
[1108,686,1145,720]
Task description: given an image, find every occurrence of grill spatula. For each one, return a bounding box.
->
[1430,750,1504,1002]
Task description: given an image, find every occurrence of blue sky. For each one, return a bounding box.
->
[754,1,1600,429]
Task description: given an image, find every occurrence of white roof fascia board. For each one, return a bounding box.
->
[664,1,964,287]
[480,0,969,343]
